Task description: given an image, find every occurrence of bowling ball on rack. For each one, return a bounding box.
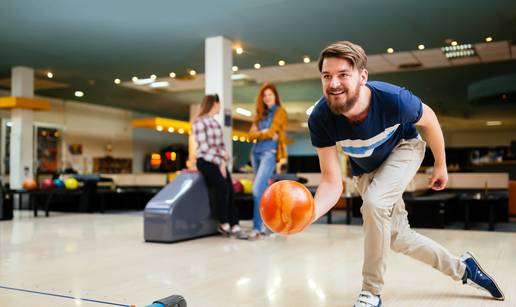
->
[64,178,79,190]
[232,179,244,193]
[53,178,65,188]
[239,179,253,194]
[22,178,37,191]
[41,178,55,190]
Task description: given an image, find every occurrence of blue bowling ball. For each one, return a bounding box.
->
[53,178,65,188]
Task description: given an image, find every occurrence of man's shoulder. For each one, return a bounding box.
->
[368,81,409,113]
[369,81,421,112]
[368,81,403,97]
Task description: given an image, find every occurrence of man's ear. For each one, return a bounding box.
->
[360,68,368,85]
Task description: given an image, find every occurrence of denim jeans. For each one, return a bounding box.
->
[251,149,277,231]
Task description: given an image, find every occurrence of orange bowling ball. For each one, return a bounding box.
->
[260,180,315,235]
[22,178,37,190]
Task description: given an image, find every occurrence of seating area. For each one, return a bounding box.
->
[2,173,168,217]
[2,171,513,232]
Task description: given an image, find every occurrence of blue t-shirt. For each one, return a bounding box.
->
[252,104,279,153]
[308,81,423,176]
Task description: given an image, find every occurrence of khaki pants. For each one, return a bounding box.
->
[354,138,466,295]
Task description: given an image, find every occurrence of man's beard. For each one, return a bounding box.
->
[325,83,360,115]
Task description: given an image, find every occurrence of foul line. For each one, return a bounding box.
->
[0,284,132,306]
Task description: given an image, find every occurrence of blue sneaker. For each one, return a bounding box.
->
[461,251,504,300]
[353,291,381,307]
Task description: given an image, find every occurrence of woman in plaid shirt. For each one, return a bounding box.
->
[193,94,245,238]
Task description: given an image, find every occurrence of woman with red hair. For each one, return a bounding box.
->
[248,83,288,240]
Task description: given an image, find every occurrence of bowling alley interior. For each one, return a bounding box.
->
[1,1,516,306]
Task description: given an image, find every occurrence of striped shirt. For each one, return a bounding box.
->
[193,115,227,166]
[308,81,422,176]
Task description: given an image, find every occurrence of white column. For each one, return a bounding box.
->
[205,36,233,169]
[10,67,34,189]
[187,104,200,170]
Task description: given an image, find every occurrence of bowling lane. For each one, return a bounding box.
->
[1,211,515,307]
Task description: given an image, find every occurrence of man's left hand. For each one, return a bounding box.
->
[428,164,448,190]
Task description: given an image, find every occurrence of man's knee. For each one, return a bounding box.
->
[361,193,385,214]
[390,230,417,254]
[390,234,406,253]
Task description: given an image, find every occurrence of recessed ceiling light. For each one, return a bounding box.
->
[169,72,176,78]
[254,63,261,69]
[235,47,243,55]
[236,107,252,117]
[441,43,475,59]
[189,70,196,76]
[168,127,174,133]
[133,78,154,85]
[231,74,250,81]
[303,56,311,63]
[156,125,163,131]
[74,91,84,98]
[232,135,238,141]
[47,72,53,79]
[486,120,502,126]
[150,81,169,88]
[485,36,493,42]
[232,66,239,72]
[150,74,157,80]
[451,41,458,46]
[132,76,138,82]
[114,78,121,84]
[278,60,286,66]
[418,44,425,50]
[239,136,246,142]
[178,128,185,134]
[387,48,394,54]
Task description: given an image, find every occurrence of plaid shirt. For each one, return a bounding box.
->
[193,115,227,166]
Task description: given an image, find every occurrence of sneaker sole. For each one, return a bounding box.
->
[466,251,505,301]
[217,227,231,237]
[230,233,249,240]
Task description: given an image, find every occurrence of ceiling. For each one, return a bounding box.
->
[1,0,516,130]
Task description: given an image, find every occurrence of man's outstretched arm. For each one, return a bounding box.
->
[312,146,343,221]
[416,103,447,190]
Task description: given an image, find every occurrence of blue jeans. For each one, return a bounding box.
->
[251,150,277,231]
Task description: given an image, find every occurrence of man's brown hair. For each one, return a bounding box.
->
[318,41,367,72]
